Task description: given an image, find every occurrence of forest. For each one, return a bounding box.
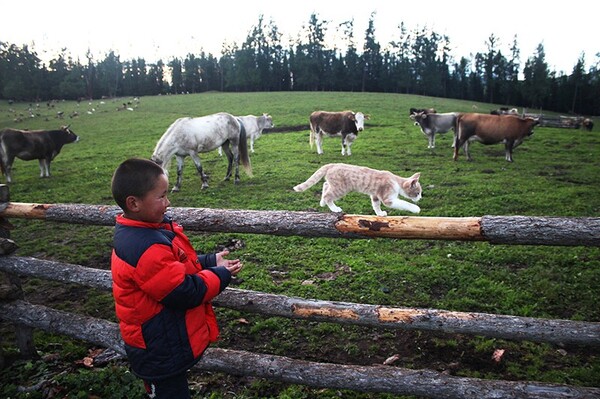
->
[1,13,598,116]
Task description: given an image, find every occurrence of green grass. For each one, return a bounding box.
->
[0,92,599,398]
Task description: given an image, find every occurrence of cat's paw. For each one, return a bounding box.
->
[329,205,343,213]
[376,211,388,217]
[411,205,421,214]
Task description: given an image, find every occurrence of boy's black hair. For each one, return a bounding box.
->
[111,158,166,211]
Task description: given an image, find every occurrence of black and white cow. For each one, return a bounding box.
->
[582,118,594,132]
[0,125,79,183]
[411,111,458,149]
[309,110,369,155]
[490,107,519,115]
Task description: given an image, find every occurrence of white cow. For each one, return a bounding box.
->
[218,113,274,156]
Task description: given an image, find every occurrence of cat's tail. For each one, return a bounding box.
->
[293,164,331,192]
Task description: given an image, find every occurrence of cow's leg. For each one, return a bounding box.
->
[429,134,435,149]
[315,133,324,155]
[370,195,387,217]
[344,134,356,156]
[453,136,463,161]
[250,136,255,153]
[464,140,472,161]
[3,156,15,183]
[505,140,514,162]
[38,160,47,178]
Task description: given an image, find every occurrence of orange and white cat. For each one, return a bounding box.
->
[293,163,421,216]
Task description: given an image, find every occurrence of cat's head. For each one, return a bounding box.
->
[403,172,422,202]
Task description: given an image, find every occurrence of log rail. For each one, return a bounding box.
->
[1,202,599,246]
[1,192,600,397]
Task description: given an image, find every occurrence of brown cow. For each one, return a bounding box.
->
[453,113,539,162]
[309,111,369,156]
[0,125,79,183]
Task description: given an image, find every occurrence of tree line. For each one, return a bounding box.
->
[1,13,598,116]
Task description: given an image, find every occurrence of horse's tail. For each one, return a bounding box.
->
[237,119,253,177]
[293,164,332,192]
[0,133,7,177]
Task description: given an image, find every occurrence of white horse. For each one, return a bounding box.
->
[151,112,252,191]
[218,113,274,156]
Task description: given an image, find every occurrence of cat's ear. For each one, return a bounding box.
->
[409,173,421,186]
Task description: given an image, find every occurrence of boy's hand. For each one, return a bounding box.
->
[216,250,243,276]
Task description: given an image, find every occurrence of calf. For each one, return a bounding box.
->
[582,118,594,132]
[453,113,538,162]
[411,111,458,149]
[0,125,79,183]
[309,110,369,155]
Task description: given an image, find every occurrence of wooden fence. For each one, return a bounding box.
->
[523,113,588,129]
[1,189,599,398]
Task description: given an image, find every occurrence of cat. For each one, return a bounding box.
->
[293,163,422,216]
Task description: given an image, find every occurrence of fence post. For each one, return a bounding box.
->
[0,184,38,367]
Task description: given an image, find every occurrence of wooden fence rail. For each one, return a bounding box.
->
[1,194,600,397]
[1,300,599,399]
[1,256,598,347]
[1,202,599,246]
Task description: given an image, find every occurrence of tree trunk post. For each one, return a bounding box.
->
[0,184,38,365]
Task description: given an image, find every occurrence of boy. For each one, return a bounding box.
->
[110,158,243,398]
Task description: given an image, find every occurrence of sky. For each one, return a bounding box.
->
[2,0,597,75]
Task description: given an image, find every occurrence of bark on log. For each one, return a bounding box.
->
[1,202,599,246]
[1,256,598,347]
[215,289,600,347]
[481,216,600,246]
[198,348,600,399]
[0,300,125,355]
[0,300,598,399]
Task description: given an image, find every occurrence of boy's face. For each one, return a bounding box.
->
[126,174,171,223]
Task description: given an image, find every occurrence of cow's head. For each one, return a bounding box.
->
[409,108,436,121]
[353,112,368,132]
[60,125,79,143]
[525,118,540,136]
[262,113,274,129]
[412,111,428,126]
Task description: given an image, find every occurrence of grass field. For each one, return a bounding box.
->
[0,92,599,398]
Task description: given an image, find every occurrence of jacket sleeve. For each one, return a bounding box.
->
[133,243,225,310]
[198,253,217,268]
[198,253,232,292]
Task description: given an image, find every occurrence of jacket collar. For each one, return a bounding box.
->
[116,214,173,229]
